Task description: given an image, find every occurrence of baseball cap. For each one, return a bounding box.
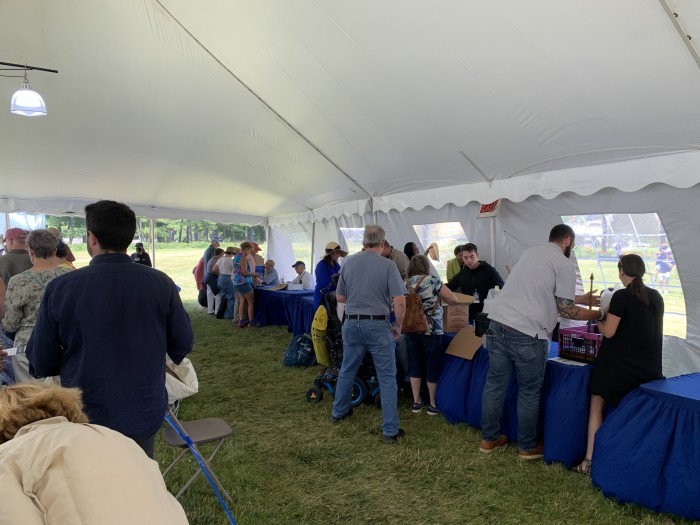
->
[251,242,261,251]
[4,228,28,241]
[211,234,221,242]
[324,241,348,257]
[292,260,305,268]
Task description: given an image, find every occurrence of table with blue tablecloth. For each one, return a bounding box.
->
[592,373,700,521]
[253,287,314,334]
[435,337,590,468]
[299,296,316,335]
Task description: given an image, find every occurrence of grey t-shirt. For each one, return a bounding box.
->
[488,243,575,339]
[337,251,405,316]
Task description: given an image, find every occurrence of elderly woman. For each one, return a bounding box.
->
[314,241,348,311]
[2,230,71,382]
[404,255,459,416]
[575,254,664,474]
[0,382,188,524]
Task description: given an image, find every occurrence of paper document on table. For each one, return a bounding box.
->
[548,356,589,367]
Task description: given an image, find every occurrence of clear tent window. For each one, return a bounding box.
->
[561,214,685,338]
[412,222,468,282]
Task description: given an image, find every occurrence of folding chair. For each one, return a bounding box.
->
[162,409,237,524]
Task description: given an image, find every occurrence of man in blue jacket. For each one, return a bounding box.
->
[27,200,193,458]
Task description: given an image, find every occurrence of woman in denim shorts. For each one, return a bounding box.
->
[233,242,257,328]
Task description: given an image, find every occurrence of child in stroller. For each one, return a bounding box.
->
[306,288,381,407]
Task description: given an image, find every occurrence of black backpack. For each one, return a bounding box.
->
[197,288,207,307]
[282,334,316,367]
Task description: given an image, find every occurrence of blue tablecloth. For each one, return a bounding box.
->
[593,373,700,520]
[253,287,314,334]
[436,338,590,468]
[299,296,316,336]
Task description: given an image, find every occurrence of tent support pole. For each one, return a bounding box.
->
[311,221,317,271]
[149,218,155,268]
[490,217,496,268]
[658,0,700,71]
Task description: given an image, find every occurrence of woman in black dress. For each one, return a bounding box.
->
[575,254,664,474]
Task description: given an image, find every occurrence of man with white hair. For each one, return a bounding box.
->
[331,225,406,443]
[261,259,279,285]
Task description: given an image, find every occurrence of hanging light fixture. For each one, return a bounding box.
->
[10,72,46,116]
[0,61,58,117]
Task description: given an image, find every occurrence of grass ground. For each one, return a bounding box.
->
[159,310,694,525]
[122,245,695,525]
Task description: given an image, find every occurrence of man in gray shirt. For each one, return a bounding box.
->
[331,225,407,443]
[480,224,604,459]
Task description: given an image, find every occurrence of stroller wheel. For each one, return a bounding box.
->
[374,393,382,409]
[306,386,324,403]
[350,378,368,407]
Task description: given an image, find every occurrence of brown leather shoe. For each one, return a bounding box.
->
[479,435,508,453]
[518,444,544,460]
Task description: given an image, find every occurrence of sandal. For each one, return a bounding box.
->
[574,458,592,475]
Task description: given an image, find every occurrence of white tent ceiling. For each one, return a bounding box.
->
[2,0,700,221]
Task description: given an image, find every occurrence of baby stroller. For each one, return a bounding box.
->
[306,290,381,408]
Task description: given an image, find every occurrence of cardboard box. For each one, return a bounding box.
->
[443,304,469,333]
[452,292,474,304]
[446,326,483,360]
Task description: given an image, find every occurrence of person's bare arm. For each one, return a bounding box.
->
[597,313,621,338]
[556,296,602,321]
[391,295,406,340]
[336,293,346,304]
[575,290,600,307]
[438,285,459,305]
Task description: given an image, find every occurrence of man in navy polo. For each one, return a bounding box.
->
[27,200,193,457]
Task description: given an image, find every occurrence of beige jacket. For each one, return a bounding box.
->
[0,417,189,525]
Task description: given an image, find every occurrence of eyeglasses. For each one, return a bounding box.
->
[226,251,234,255]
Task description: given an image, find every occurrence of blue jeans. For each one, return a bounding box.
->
[332,319,399,436]
[217,275,236,319]
[481,320,548,451]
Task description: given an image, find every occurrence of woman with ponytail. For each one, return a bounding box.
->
[574,254,664,474]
